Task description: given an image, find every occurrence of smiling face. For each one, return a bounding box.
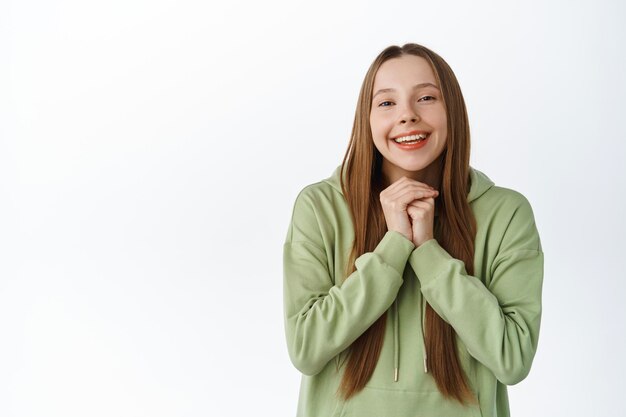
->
[369,54,448,186]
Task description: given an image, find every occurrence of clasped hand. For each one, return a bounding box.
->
[379,176,438,247]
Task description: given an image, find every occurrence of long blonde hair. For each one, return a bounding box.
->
[337,43,478,405]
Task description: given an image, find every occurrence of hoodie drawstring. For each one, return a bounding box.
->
[392,290,428,382]
[393,298,399,381]
[393,290,428,382]
[419,293,428,373]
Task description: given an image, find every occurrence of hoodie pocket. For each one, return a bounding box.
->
[334,386,482,417]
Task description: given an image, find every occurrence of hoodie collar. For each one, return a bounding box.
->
[323,164,495,203]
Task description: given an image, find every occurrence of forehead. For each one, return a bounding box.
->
[373,55,437,89]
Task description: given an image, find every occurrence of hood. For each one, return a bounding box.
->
[322,163,495,381]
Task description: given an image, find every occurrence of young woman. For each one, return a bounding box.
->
[282,43,544,417]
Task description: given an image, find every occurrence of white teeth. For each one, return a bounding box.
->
[393,133,428,143]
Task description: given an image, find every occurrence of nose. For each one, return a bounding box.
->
[398,103,420,124]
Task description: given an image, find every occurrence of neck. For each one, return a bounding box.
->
[380,157,443,190]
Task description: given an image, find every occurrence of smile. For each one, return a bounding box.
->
[391,133,430,150]
[392,133,429,144]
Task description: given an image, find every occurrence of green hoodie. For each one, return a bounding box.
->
[283,164,543,417]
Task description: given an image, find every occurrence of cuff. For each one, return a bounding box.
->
[409,238,460,286]
[372,230,416,276]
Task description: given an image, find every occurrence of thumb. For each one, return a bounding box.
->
[407,204,419,219]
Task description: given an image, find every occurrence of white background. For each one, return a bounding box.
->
[1,0,625,415]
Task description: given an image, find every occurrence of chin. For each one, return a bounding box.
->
[392,158,434,173]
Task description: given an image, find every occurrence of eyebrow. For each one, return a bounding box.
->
[372,82,440,99]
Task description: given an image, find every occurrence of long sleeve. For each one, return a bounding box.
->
[408,196,544,385]
[283,188,415,376]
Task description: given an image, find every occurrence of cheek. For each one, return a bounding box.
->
[369,115,383,137]
[438,125,448,151]
[435,107,448,129]
[370,114,390,134]
[439,121,448,141]
[439,114,448,130]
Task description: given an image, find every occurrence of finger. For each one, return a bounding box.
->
[382,186,435,209]
[408,196,433,205]
[408,199,433,210]
[409,196,435,207]
[384,177,438,194]
[407,198,435,217]
[402,186,438,202]
[409,194,435,202]
[388,183,437,201]
[383,176,412,193]
[407,204,429,219]
[397,177,438,190]
[396,190,438,208]
[384,181,428,198]
[408,199,435,214]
